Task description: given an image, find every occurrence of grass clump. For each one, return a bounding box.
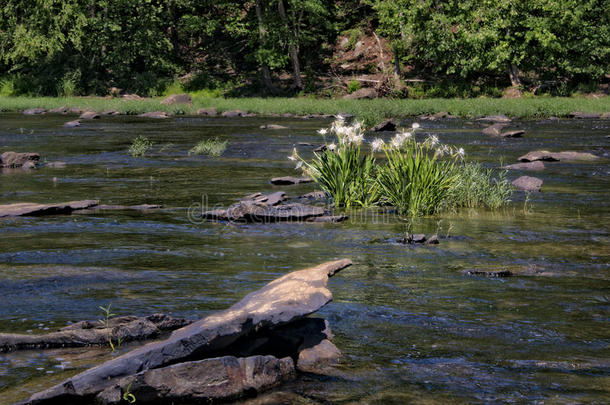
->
[129,135,153,157]
[445,163,513,210]
[189,137,227,157]
[293,118,512,217]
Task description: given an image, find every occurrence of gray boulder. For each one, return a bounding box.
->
[63,120,81,128]
[371,119,396,132]
[137,111,169,119]
[0,200,99,217]
[79,111,100,120]
[476,114,511,123]
[23,108,46,115]
[504,161,545,171]
[482,123,507,136]
[205,201,325,223]
[221,110,248,117]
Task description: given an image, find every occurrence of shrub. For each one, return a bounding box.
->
[189,137,227,157]
[129,135,153,157]
[347,80,361,94]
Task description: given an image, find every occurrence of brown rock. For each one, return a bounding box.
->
[371,119,396,132]
[242,191,287,207]
[482,123,507,136]
[476,115,511,123]
[196,107,217,116]
[222,110,248,117]
[79,111,100,120]
[0,314,191,352]
[205,202,325,223]
[101,110,120,116]
[512,176,543,192]
[160,94,192,105]
[0,152,40,168]
[299,191,326,200]
[48,106,69,114]
[569,112,600,119]
[96,355,295,405]
[0,200,99,217]
[23,259,352,404]
[260,124,288,129]
[343,87,378,99]
[63,120,81,128]
[22,108,46,115]
[297,339,342,373]
[500,130,525,138]
[518,150,599,162]
[504,161,545,171]
[271,176,314,185]
[138,111,169,119]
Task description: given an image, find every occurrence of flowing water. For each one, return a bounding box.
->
[0,113,608,404]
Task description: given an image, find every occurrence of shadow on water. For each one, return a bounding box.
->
[0,113,608,403]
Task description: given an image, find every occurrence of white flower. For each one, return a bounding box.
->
[328,143,337,151]
[412,122,420,130]
[457,147,465,158]
[349,133,364,145]
[288,147,298,161]
[427,135,439,146]
[317,128,328,135]
[295,161,303,169]
[391,135,403,149]
[434,147,444,158]
[334,114,346,122]
[371,138,385,152]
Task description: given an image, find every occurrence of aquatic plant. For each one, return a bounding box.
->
[129,135,153,157]
[376,126,459,216]
[293,120,512,216]
[444,163,513,210]
[189,137,227,157]
[293,117,378,208]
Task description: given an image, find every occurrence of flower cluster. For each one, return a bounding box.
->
[329,116,365,146]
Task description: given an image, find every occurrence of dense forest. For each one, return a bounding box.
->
[0,0,608,98]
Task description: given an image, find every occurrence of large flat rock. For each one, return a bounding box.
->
[0,314,191,352]
[205,202,325,223]
[1,152,40,168]
[0,200,99,217]
[96,355,295,405]
[518,150,599,162]
[22,259,352,404]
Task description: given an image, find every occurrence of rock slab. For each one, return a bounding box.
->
[270,176,313,185]
[22,259,352,404]
[504,161,545,171]
[1,152,40,168]
[205,202,325,223]
[0,200,99,217]
[518,150,599,162]
[371,119,396,132]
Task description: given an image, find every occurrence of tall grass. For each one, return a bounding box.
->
[0,96,608,125]
[444,163,513,210]
[129,135,153,157]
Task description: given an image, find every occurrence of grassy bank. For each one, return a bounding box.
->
[1,96,608,126]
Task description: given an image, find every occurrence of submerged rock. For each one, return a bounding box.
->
[22,259,352,404]
[160,93,192,105]
[260,124,288,130]
[499,130,525,138]
[137,111,169,119]
[0,314,191,352]
[63,120,81,128]
[101,110,120,116]
[504,161,545,171]
[371,119,396,132]
[512,176,543,192]
[270,176,313,185]
[466,270,512,277]
[45,161,67,168]
[307,215,348,223]
[0,151,40,168]
[0,200,99,217]
[518,150,599,162]
[299,191,326,200]
[242,191,287,206]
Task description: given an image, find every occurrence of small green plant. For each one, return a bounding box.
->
[122,382,136,403]
[129,135,153,157]
[99,304,119,352]
[189,137,227,157]
[347,80,361,94]
[0,77,16,97]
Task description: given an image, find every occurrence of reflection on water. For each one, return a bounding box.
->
[0,113,608,403]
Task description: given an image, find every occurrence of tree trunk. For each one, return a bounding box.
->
[508,63,521,87]
[255,0,278,94]
[393,45,401,79]
[277,0,302,89]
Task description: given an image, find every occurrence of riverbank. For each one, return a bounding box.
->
[1,96,609,126]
